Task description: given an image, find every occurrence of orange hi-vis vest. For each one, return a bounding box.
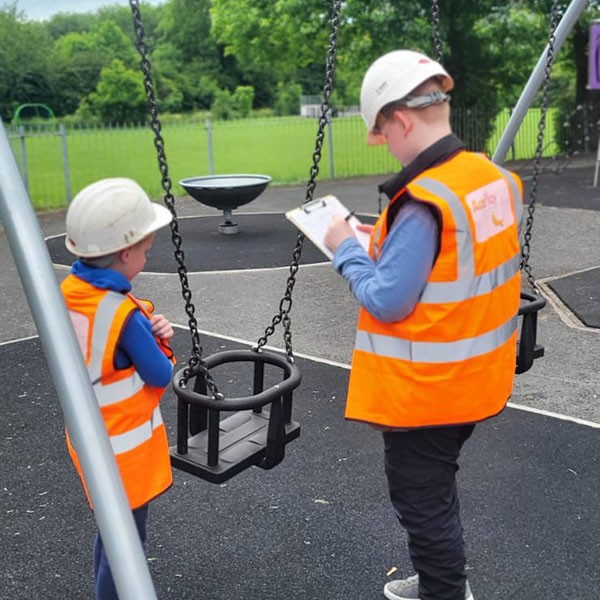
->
[61,274,174,509]
[345,151,524,428]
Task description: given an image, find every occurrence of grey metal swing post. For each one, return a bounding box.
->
[0,119,158,600]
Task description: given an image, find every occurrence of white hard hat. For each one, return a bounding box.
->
[65,178,172,258]
[360,50,454,143]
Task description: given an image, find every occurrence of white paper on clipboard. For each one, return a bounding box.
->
[285,195,371,260]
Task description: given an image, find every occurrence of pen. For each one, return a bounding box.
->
[344,211,355,222]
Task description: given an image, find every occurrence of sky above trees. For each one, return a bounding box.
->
[15,0,164,21]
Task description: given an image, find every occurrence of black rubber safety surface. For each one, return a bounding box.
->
[46,214,377,273]
[2,334,600,599]
[548,267,600,329]
[520,165,600,211]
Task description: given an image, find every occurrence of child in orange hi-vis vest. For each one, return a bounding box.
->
[325,51,523,600]
[61,178,176,600]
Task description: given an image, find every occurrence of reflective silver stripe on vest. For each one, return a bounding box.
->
[373,219,384,262]
[420,253,520,303]
[355,314,518,364]
[88,292,145,407]
[494,164,524,228]
[109,406,164,456]
[413,177,475,279]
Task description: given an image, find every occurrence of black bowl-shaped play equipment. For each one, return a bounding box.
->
[179,174,271,234]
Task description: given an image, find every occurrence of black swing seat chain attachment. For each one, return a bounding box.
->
[129,0,340,482]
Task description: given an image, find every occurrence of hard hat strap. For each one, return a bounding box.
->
[400,91,450,109]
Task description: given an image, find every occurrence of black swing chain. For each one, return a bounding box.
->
[520,0,560,292]
[129,0,223,399]
[255,0,342,361]
[431,0,443,64]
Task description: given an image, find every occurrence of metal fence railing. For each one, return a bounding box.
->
[6,105,596,210]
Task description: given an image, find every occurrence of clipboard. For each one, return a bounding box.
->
[285,195,371,260]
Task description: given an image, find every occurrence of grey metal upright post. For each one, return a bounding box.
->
[593,135,600,187]
[59,123,72,203]
[327,115,335,179]
[206,118,215,175]
[19,125,29,193]
[493,0,589,164]
[0,119,158,600]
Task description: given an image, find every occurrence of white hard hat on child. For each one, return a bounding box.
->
[360,50,454,143]
[65,178,172,258]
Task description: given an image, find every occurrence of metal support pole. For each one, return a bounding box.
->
[493,0,589,164]
[19,125,29,194]
[0,119,158,600]
[206,118,215,175]
[593,134,600,187]
[327,115,335,179]
[509,109,516,161]
[59,123,72,203]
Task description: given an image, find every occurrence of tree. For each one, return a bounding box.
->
[154,0,238,109]
[274,82,302,116]
[472,5,549,108]
[46,12,95,39]
[211,88,235,119]
[211,0,333,91]
[85,59,147,123]
[0,3,56,120]
[92,19,138,67]
[233,85,254,117]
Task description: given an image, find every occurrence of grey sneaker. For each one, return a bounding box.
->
[383,574,474,600]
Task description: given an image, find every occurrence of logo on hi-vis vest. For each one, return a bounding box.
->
[465,179,514,242]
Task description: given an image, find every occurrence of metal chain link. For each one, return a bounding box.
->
[255,0,342,361]
[431,0,443,64]
[129,0,222,399]
[520,0,560,292]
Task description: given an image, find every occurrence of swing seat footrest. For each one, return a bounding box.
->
[169,409,300,483]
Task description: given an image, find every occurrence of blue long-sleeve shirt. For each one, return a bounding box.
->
[70,261,173,387]
[332,201,438,322]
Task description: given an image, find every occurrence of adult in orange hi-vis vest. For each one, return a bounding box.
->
[61,178,175,600]
[325,50,523,600]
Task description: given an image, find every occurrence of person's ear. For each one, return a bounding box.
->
[118,247,131,264]
[393,109,413,136]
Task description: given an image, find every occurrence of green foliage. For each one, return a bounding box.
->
[233,85,254,117]
[46,12,95,39]
[1,0,599,129]
[92,20,138,66]
[162,89,184,114]
[211,88,236,120]
[211,0,328,83]
[84,59,147,123]
[274,82,302,116]
[472,6,548,108]
[0,4,56,120]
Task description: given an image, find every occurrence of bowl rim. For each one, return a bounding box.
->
[179,174,272,190]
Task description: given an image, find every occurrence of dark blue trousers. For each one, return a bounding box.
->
[383,425,475,600]
[93,504,149,600]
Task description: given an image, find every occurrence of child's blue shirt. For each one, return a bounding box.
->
[70,261,173,388]
[332,201,437,322]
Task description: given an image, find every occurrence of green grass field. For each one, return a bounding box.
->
[8,108,559,210]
